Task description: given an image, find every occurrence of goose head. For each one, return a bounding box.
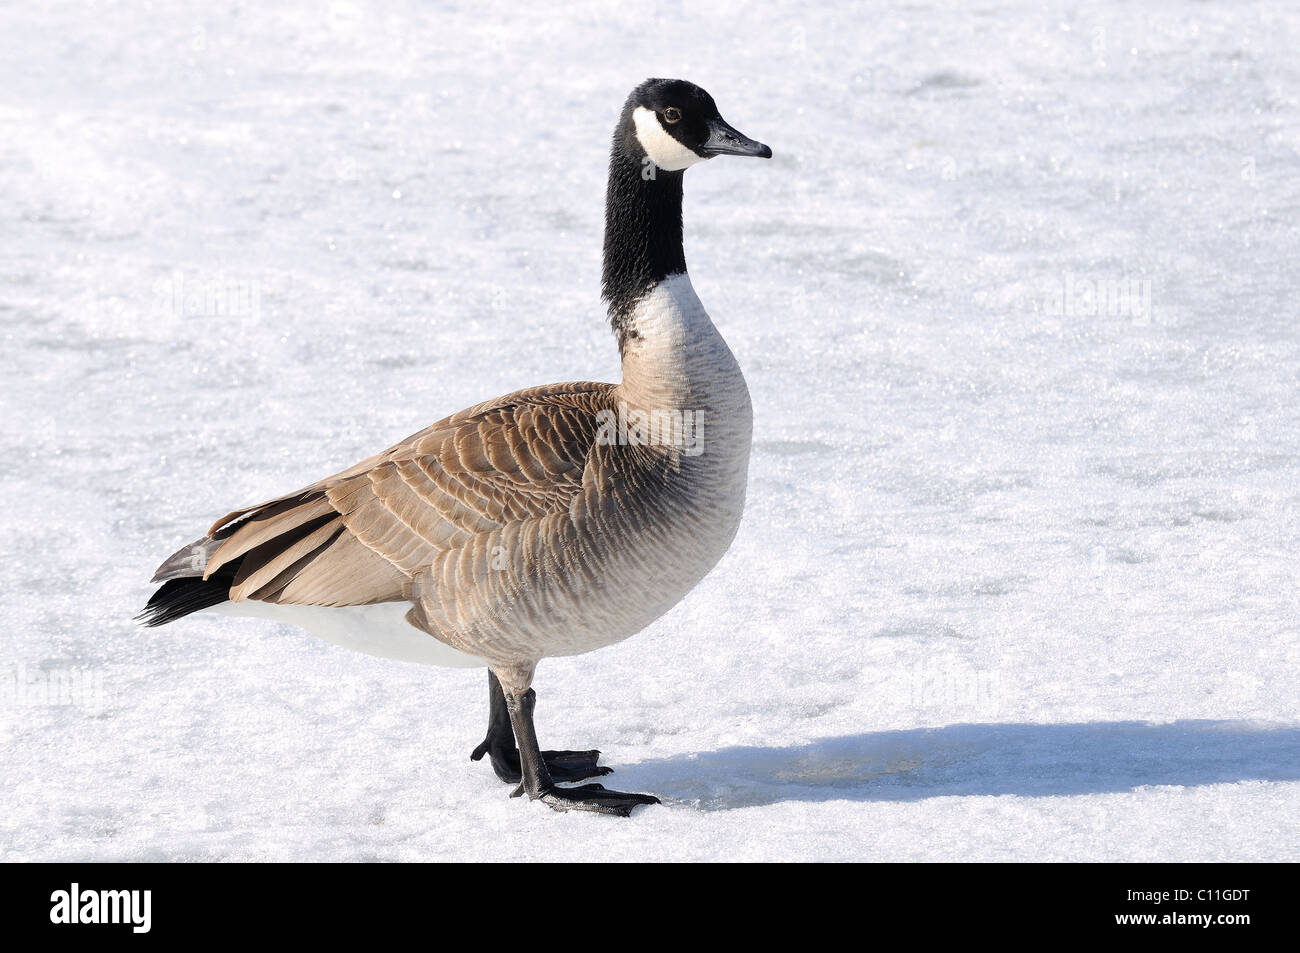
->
[620,78,772,173]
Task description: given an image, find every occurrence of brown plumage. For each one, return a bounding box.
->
[174,381,617,605]
[145,272,752,701]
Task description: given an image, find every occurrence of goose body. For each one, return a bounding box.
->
[143,79,770,814]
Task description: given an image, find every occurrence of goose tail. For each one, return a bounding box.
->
[137,561,239,627]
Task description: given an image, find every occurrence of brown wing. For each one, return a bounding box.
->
[188,382,615,607]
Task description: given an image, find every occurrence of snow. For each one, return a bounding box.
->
[2,0,1298,861]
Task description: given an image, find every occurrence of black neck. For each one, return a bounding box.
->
[601,141,686,354]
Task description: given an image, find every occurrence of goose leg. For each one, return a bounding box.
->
[470,670,611,783]
[501,684,659,816]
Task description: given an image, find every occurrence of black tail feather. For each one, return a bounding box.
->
[137,560,240,627]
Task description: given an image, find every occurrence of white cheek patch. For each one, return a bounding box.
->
[633,106,706,172]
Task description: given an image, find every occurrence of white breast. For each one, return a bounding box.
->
[403,273,753,665]
[618,273,753,442]
[563,273,754,651]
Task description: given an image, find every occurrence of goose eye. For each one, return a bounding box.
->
[662,107,682,124]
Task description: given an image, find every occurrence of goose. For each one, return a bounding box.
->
[141,78,771,816]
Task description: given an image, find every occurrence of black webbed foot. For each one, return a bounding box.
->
[473,670,613,783]
[493,674,660,817]
[471,739,612,784]
[526,782,660,818]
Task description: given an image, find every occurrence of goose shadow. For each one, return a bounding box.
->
[616,720,1300,811]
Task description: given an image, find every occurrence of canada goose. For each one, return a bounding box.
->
[141,78,771,815]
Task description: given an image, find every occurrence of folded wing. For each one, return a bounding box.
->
[147,383,614,615]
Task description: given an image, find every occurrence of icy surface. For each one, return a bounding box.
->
[2,1,1298,861]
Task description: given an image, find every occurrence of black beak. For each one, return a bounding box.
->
[699,116,772,158]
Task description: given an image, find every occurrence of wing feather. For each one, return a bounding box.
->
[157,382,615,611]
[204,496,336,579]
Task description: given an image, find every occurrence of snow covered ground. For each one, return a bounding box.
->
[2,0,1297,861]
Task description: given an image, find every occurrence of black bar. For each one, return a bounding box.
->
[1,862,1288,940]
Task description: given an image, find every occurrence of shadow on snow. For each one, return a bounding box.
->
[616,720,1300,810]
